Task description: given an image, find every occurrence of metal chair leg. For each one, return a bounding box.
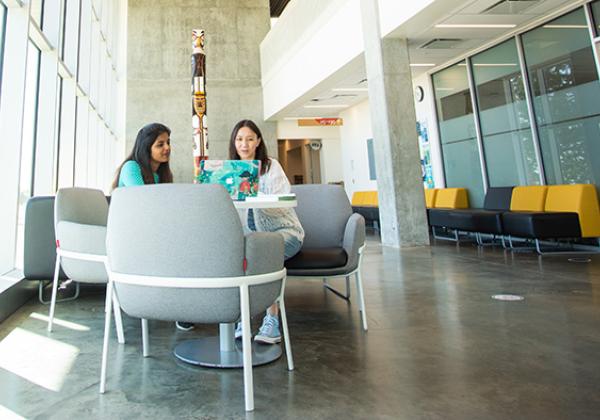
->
[47,254,61,332]
[141,319,149,357]
[100,280,114,394]
[239,284,254,412]
[323,276,351,300]
[355,271,368,331]
[279,297,294,371]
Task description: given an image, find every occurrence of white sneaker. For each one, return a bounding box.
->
[254,314,281,344]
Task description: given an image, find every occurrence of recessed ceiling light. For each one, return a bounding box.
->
[542,24,588,29]
[303,105,349,109]
[410,63,436,67]
[332,88,368,92]
[435,87,455,91]
[473,63,517,67]
[435,24,516,29]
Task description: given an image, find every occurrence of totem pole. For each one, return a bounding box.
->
[192,29,208,180]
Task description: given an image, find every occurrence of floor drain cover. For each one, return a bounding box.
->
[491,294,524,301]
[568,258,591,263]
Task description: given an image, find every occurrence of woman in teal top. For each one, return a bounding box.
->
[112,123,173,189]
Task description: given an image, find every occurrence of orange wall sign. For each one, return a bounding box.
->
[298,118,343,127]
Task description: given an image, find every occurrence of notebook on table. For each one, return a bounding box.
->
[198,160,260,201]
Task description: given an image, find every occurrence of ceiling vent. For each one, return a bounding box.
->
[420,38,464,49]
[482,0,541,15]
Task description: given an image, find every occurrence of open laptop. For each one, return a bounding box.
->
[198,160,260,201]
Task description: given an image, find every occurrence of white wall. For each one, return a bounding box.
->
[339,100,376,198]
[412,73,445,188]
[276,120,343,184]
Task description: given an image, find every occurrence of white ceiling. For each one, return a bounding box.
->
[277,0,582,120]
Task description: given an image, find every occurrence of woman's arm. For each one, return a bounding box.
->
[262,159,291,195]
[118,161,145,187]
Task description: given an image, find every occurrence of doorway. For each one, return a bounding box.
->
[277,139,322,184]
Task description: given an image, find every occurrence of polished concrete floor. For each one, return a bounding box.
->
[1,234,600,419]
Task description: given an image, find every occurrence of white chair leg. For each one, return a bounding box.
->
[47,254,61,332]
[345,275,351,299]
[278,297,294,371]
[141,319,149,357]
[100,280,114,394]
[112,291,125,344]
[355,271,368,331]
[240,284,254,412]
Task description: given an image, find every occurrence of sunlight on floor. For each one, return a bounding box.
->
[0,328,79,392]
[0,404,26,420]
[29,312,91,332]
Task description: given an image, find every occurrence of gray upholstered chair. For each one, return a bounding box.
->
[100,184,293,412]
[285,184,368,330]
[24,196,70,303]
[48,187,124,344]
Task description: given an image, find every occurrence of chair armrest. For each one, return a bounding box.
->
[244,232,284,275]
[342,213,366,270]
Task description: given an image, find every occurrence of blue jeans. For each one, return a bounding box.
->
[248,209,302,260]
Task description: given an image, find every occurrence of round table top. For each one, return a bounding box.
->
[233,197,297,209]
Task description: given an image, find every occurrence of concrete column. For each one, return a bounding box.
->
[127,0,275,182]
[360,0,430,248]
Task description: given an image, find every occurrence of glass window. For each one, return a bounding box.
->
[522,8,600,190]
[472,39,540,187]
[30,0,44,28]
[15,43,42,268]
[432,61,485,207]
[63,0,80,74]
[57,80,77,188]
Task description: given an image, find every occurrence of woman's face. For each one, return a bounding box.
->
[235,126,261,160]
[150,132,171,165]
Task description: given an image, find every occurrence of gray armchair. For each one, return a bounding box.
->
[101,184,293,412]
[285,184,368,331]
[48,187,124,343]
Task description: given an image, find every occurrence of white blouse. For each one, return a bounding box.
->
[239,158,305,244]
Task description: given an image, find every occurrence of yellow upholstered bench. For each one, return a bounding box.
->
[351,191,379,230]
[433,188,469,209]
[510,185,548,212]
[424,189,437,209]
[544,184,600,238]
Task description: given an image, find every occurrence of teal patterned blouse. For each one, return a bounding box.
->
[118,160,159,187]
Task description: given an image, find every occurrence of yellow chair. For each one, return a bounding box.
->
[433,188,469,209]
[510,186,548,212]
[544,184,600,238]
[424,189,437,208]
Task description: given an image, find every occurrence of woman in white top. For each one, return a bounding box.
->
[229,119,304,344]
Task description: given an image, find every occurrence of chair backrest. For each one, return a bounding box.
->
[108,184,245,278]
[55,187,109,226]
[107,184,279,323]
[23,196,67,280]
[424,188,437,208]
[55,188,110,283]
[291,184,352,248]
[483,187,514,211]
[510,186,547,211]
[544,184,600,238]
[433,188,469,209]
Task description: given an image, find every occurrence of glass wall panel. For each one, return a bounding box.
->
[523,8,600,189]
[15,43,41,268]
[0,4,6,92]
[433,61,485,207]
[30,0,44,28]
[472,39,540,187]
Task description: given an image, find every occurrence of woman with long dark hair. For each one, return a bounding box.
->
[112,123,193,331]
[229,119,304,344]
[112,123,173,189]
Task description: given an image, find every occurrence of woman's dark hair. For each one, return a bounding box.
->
[111,123,173,190]
[228,119,271,175]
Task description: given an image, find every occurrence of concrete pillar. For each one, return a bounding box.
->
[360,0,430,248]
[127,0,275,182]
